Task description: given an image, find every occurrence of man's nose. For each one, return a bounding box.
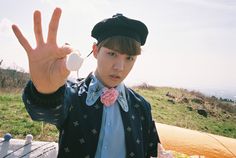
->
[113,59,125,71]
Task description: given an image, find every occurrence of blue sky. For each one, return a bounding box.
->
[0,0,236,99]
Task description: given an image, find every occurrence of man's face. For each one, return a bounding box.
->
[93,46,137,88]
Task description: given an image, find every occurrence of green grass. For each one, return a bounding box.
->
[135,87,236,139]
[0,87,236,142]
[0,93,58,141]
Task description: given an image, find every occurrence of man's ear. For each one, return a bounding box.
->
[92,43,98,58]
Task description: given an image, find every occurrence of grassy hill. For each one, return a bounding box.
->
[0,85,235,142]
[0,68,235,142]
[134,85,236,139]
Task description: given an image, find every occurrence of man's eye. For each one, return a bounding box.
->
[127,56,134,61]
[108,52,116,56]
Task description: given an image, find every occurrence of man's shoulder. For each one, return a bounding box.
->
[126,87,151,110]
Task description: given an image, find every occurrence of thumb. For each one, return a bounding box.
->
[58,43,75,58]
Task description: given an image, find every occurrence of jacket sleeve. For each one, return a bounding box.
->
[22,80,71,128]
[147,120,160,157]
[145,102,160,158]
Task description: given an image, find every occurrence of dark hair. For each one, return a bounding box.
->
[97,36,141,55]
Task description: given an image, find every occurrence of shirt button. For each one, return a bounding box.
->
[107,122,111,126]
[104,145,108,150]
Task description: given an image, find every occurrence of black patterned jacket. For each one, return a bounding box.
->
[22,74,160,158]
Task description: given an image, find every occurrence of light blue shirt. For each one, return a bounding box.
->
[85,74,128,158]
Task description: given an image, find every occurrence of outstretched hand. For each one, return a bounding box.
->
[12,8,72,94]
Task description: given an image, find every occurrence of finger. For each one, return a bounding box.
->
[12,24,33,54]
[34,10,44,45]
[47,8,62,44]
[58,44,74,58]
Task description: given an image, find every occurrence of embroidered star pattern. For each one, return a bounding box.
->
[73,121,79,127]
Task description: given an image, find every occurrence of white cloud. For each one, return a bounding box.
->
[1,0,235,98]
[0,18,12,37]
[40,0,58,6]
[176,0,236,10]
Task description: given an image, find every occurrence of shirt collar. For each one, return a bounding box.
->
[85,74,129,112]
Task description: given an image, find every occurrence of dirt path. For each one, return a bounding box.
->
[156,123,236,158]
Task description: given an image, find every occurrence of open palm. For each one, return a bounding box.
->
[12,8,72,94]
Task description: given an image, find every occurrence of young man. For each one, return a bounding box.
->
[12,8,161,158]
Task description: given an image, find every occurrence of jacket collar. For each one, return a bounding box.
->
[79,73,129,112]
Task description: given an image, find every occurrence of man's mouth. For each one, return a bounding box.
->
[110,74,121,80]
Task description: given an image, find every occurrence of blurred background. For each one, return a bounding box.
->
[1,0,236,100]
